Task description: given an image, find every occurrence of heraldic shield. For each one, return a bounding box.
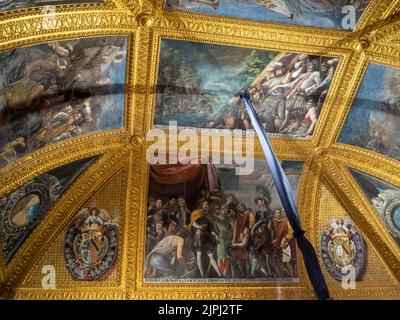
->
[64,207,119,281]
[320,218,367,281]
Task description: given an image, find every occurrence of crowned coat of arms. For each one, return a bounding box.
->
[320,218,366,281]
[64,207,119,280]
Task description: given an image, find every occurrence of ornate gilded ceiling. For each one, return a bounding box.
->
[0,0,399,300]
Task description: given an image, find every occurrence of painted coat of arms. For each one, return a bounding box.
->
[320,218,366,281]
[64,207,119,281]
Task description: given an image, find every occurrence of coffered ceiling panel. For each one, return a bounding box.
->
[0,36,128,169]
[0,0,102,13]
[165,0,372,30]
[339,63,400,162]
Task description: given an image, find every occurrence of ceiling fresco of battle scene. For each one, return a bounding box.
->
[0,37,127,169]
[155,39,339,138]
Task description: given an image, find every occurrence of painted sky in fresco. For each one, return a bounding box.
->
[339,64,400,161]
[217,160,303,211]
[166,0,371,30]
[155,40,268,126]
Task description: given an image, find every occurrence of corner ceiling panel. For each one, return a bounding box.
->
[0,36,128,168]
[350,168,400,247]
[0,0,102,12]
[339,63,400,162]
[15,169,126,299]
[317,181,399,299]
[0,156,97,264]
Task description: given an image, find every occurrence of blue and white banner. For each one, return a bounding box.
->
[241,92,330,300]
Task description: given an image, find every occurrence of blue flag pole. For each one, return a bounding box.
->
[241,91,330,300]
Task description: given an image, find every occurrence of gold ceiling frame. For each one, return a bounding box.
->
[0,0,398,299]
[127,145,312,300]
[13,165,131,300]
[143,20,353,155]
[330,145,400,189]
[0,131,128,194]
[306,162,400,299]
[313,156,400,294]
[354,0,399,32]
[0,0,119,21]
[307,25,400,295]
[129,0,400,300]
[1,149,131,298]
[307,23,400,288]
[0,6,138,297]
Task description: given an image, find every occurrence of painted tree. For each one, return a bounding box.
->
[236,50,275,85]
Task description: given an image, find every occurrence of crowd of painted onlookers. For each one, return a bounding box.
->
[145,193,297,279]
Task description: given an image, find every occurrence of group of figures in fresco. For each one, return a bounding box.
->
[0,36,127,168]
[145,193,297,280]
[167,0,371,29]
[155,40,339,138]
[208,54,339,136]
[145,162,300,281]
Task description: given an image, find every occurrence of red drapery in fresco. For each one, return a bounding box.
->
[149,161,220,210]
[150,163,203,185]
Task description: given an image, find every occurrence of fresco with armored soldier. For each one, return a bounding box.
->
[144,159,303,282]
[154,40,339,138]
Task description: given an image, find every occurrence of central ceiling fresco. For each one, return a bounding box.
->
[166,0,371,30]
[154,39,339,137]
[0,0,399,300]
